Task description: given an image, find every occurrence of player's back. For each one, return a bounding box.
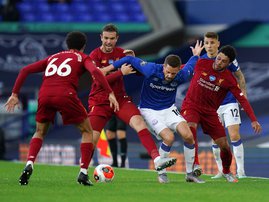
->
[39,50,87,97]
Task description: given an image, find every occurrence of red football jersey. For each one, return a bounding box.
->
[181,58,257,121]
[89,47,127,104]
[12,50,112,97]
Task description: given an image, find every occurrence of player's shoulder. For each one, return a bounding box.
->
[200,53,209,59]
[152,64,164,74]
[89,47,101,57]
[197,58,213,65]
[48,50,85,60]
[223,68,235,80]
[114,46,124,52]
[113,47,125,56]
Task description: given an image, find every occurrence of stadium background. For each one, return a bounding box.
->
[0,0,268,178]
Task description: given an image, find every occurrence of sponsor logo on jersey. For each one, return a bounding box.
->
[214,86,220,91]
[150,83,175,91]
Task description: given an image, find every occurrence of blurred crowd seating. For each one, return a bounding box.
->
[15,0,147,22]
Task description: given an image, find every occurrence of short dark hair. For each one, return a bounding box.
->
[219,45,236,62]
[102,23,119,35]
[164,54,182,67]
[204,32,219,40]
[65,31,87,50]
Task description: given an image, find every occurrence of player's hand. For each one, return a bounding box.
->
[108,92,119,112]
[251,121,262,134]
[121,63,136,75]
[190,40,204,56]
[5,93,20,112]
[123,49,135,56]
[100,65,115,75]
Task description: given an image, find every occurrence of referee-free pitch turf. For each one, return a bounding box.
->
[1,160,269,202]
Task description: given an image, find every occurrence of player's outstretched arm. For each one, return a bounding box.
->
[5,93,20,112]
[251,121,262,134]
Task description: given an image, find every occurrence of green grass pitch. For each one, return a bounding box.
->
[1,160,269,202]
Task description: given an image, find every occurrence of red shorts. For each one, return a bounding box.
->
[36,94,87,125]
[181,108,226,140]
[88,96,141,132]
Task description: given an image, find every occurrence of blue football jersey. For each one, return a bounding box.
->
[113,56,199,110]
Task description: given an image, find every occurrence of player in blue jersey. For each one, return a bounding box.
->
[111,41,205,183]
[194,32,247,179]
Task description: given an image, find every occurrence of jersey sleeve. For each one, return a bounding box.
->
[89,50,101,68]
[84,58,112,93]
[112,56,155,77]
[228,76,257,122]
[106,70,123,84]
[12,59,48,94]
[179,55,199,81]
[227,59,240,72]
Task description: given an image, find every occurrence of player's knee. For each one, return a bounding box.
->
[35,123,49,138]
[92,131,101,146]
[163,134,174,145]
[229,133,241,141]
[129,115,147,130]
[35,128,47,138]
[183,133,194,144]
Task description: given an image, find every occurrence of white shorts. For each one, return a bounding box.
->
[217,103,241,128]
[139,105,186,140]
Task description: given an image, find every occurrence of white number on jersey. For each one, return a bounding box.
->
[45,58,72,77]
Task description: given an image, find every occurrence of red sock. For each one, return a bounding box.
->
[220,148,232,174]
[138,129,159,160]
[80,142,94,169]
[190,127,199,165]
[27,137,43,162]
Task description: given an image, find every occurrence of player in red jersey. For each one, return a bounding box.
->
[89,24,177,173]
[5,31,118,186]
[180,45,262,182]
[90,24,132,168]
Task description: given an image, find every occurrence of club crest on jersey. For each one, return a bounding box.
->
[108,59,114,64]
[170,81,178,87]
[209,75,216,81]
